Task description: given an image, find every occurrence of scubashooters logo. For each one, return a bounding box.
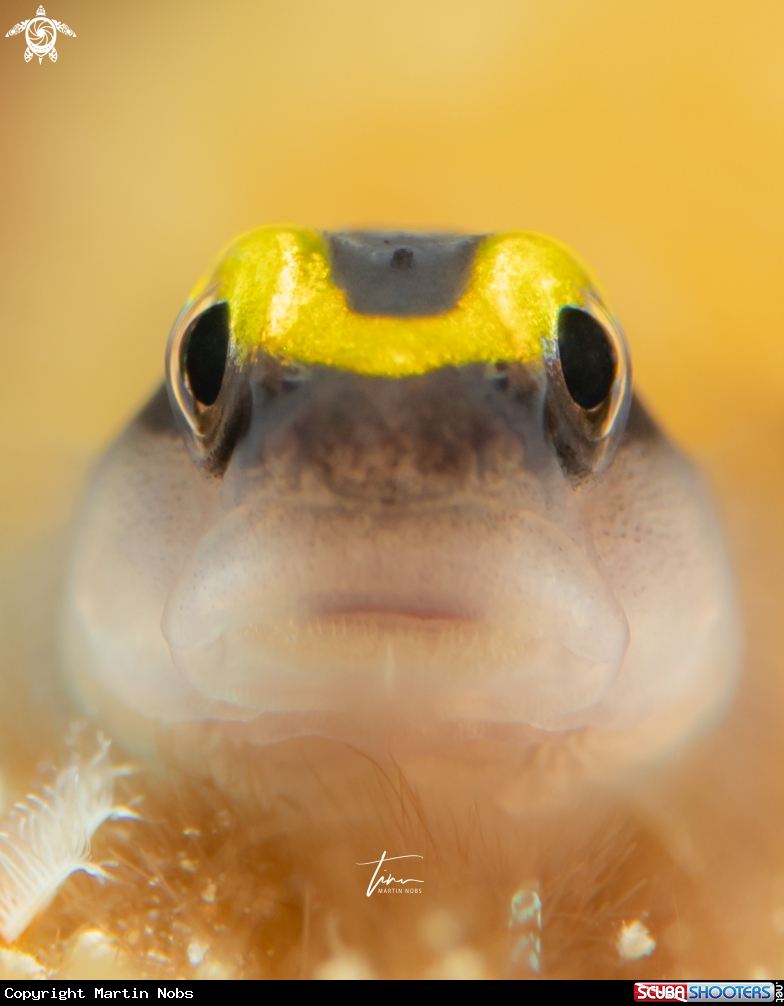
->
[5,6,76,63]
[357,851,424,896]
[634,983,776,1001]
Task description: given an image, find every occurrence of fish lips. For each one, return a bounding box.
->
[161,501,630,729]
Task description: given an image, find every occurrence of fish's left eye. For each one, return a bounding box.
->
[545,300,631,476]
[557,307,616,410]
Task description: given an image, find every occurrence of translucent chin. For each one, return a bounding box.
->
[161,501,630,729]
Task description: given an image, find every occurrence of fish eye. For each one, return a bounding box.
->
[166,295,248,471]
[182,302,230,407]
[557,307,617,410]
[545,302,631,476]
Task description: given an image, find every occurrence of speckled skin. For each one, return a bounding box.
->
[0,230,747,979]
[61,230,740,787]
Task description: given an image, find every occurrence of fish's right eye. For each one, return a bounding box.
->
[166,294,251,475]
[166,293,239,453]
[183,303,230,407]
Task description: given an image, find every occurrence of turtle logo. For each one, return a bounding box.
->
[5,6,76,63]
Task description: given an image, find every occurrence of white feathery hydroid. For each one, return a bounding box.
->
[0,734,137,944]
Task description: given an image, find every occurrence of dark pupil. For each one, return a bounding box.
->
[184,303,230,406]
[557,307,616,410]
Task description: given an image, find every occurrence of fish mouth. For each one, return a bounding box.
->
[205,601,492,686]
[305,593,478,629]
[279,604,487,680]
[161,500,630,731]
[306,608,478,633]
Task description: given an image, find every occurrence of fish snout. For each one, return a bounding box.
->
[226,362,552,504]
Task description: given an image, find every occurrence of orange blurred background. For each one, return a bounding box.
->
[0,0,782,530]
[3,2,784,975]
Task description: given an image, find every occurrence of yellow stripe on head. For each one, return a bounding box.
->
[190,226,605,377]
